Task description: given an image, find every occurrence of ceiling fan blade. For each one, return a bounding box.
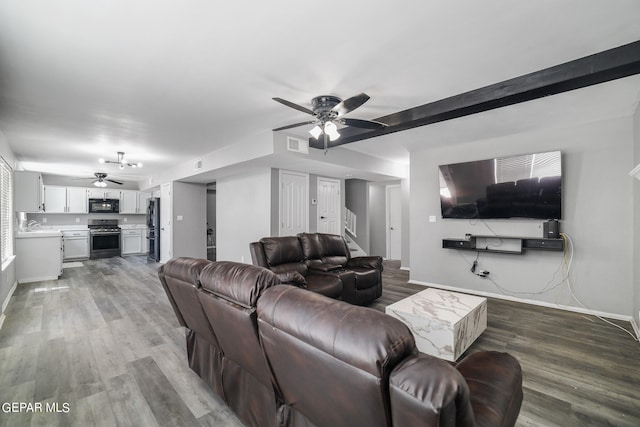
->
[332,93,370,116]
[341,118,387,130]
[272,97,314,115]
[273,120,317,131]
[106,179,124,185]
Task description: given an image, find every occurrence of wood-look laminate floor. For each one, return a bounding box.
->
[0,256,638,426]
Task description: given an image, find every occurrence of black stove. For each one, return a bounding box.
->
[88,219,121,258]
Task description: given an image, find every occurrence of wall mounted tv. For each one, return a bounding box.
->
[439,151,561,219]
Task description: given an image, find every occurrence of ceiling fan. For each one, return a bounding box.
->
[272,93,387,149]
[74,172,124,187]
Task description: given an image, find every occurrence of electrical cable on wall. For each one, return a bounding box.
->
[459,232,638,341]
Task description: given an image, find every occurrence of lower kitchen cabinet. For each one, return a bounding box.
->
[122,229,144,255]
[16,231,63,283]
[62,230,89,260]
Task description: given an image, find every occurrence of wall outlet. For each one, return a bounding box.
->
[75,217,80,223]
[42,217,47,223]
[123,217,127,222]
[177,215,183,221]
[429,215,436,223]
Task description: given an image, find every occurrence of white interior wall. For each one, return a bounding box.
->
[410,116,634,317]
[172,181,207,259]
[216,169,272,263]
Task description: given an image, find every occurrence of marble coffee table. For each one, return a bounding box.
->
[385,288,487,361]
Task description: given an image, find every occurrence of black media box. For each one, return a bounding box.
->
[543,220,559,238]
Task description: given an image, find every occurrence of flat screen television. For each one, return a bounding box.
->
[439,151,561,219]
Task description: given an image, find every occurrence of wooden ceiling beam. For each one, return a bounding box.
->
[310,40,640,149]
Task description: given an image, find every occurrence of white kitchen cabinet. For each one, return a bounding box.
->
[16,231,63,283]
[15,171,44,212]
[122,229,143,255]
[87,189,121,200]
[120,190,150,214]
[62,230,89,260]
[44,186,88,213]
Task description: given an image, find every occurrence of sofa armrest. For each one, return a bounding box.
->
[455,351,523,427]
[347,256,383,271]
[308,263,343,272]
[389,353,475,427]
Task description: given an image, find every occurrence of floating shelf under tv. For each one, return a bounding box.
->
[442,235,564,255]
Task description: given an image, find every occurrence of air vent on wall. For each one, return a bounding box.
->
[194,159,203,170]
[287,136,309,154]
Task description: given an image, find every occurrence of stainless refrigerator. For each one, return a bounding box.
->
[146,197,160,262]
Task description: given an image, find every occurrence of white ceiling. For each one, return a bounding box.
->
[1,1,639,184]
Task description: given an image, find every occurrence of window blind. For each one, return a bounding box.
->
[1,157,12,263]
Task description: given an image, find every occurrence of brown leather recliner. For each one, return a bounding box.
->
[160,258,524,427]
[257,285,524,427]
[250,233,383,305]
[157,257,224,396]
[298,232,383,305]
[249,236,343,299]
[196,261,284,427]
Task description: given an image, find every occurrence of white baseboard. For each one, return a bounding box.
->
[632,318,640,341]
[400,266,410,271]
[0,279,18,331]
[408,279,634,323]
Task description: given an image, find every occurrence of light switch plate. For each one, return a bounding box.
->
[429,215,436,223]
[177,215,183,221]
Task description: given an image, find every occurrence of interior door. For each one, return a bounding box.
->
[160,183,172,263]
[279,171,308,236]
[317,177,341,235]
[387,185,401,260]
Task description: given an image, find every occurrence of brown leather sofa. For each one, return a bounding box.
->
[159,257,524,427]
[250,232,383,305]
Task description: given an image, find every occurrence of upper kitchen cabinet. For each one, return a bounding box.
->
[120,190,150,214]
[87,189,121,200]
[44,186,88,213]
[14,171,44,212]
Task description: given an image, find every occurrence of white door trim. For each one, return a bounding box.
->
[386,184,401,260]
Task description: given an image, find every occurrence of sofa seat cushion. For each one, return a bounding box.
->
[305,274,343,299]
[349,267,380,290]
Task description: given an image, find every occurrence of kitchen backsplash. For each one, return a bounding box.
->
[25,212,146,226]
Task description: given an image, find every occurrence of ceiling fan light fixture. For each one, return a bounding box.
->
[324,121,341,141]
[309,125,323,139]
[93,180,107,187]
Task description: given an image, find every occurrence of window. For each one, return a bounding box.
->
[1,157,12,263]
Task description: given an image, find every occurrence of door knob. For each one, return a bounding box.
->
[390,227,395,230]
[320,216,326,219]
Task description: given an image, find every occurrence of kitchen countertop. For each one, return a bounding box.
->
[17,230,62,238]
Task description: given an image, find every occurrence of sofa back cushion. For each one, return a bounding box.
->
[257,285,417,427]
[259,236,309,276]
[158,257,219,346]
[298,232,323,259]
[198,261,277,385]
[318,233,350,266]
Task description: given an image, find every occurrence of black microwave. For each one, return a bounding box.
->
[88,198,120,213]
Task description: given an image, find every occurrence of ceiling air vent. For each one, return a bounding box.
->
[193,159,203,170]
[287,136,309,154]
